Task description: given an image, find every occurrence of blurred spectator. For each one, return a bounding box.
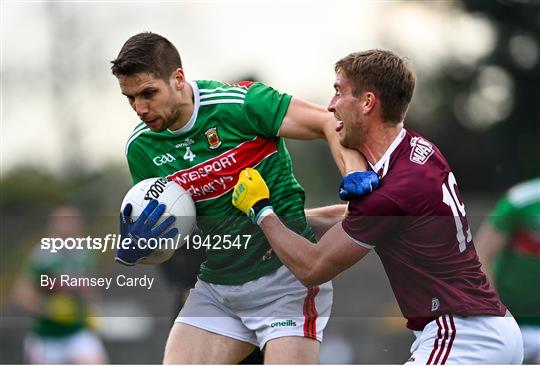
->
[476,177,540,364]
[11,205,108,364]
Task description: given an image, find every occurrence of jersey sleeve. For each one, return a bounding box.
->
[242,82,292,137]
[342,192,404,248]
[488,194,517,235]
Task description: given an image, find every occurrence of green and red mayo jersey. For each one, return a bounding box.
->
[488,177,540,326]
[126,80,315,285]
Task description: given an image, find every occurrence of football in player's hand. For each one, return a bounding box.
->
[120,178,197,264]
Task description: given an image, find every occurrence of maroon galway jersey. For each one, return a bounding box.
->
[342,129,506,330]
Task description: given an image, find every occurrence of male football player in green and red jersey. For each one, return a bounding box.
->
[111,32,374,364]
[476,177,540,364]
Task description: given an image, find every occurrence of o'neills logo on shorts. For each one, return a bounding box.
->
[167,137,277,202]
[270,320,297,328]
[410,137,434,165]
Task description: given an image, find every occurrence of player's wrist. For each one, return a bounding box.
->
[249,198,274,225]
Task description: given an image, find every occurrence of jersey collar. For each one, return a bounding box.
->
[369,128,406,179]
[168,80,200,135]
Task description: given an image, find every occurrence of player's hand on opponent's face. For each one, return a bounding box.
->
[339,171,379,201]
[232,168,272,222]
[116,199,178,266]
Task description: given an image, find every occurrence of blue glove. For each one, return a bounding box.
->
[339,171,380,201]
[116,199,178,266]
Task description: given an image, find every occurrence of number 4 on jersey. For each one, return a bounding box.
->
[183,147,196,162]
[442,172,472,252]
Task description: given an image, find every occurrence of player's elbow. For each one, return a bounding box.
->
[285,247,329,286]
[299,275,327,288]
[299,277,323,288]
[297,267,328,288]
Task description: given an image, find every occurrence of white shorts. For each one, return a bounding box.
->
[520,325,540,362]
[406,313,523,365]
[24,329,107,364]
[176,265,333,349]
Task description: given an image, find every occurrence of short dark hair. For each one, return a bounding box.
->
[335,49,416,123]
[111,32,182,80]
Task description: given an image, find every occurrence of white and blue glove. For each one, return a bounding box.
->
[116,199,178,266]
[339,171,380,201]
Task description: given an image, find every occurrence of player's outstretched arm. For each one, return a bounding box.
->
[305,205,347,240]
[278,97,367,176]
[232,168,369,286]
[260,216,369,287]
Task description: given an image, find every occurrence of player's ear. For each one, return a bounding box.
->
[171,68,185,91]
[362,92,376,114]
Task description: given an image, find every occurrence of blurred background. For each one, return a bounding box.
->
[1,0,539,364]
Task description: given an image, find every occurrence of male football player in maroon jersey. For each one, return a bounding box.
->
[232,49,524,364]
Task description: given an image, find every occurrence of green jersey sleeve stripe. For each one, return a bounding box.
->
[508,177,540,207]
[125,127,150,155]
[127,123,148,140]
[200,99,245,106]
[199,86,247,94]
[200,92,246,100]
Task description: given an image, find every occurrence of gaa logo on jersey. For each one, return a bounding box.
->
[205,127,222,150]
[152,153,176,166]
[410,137,434,165]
